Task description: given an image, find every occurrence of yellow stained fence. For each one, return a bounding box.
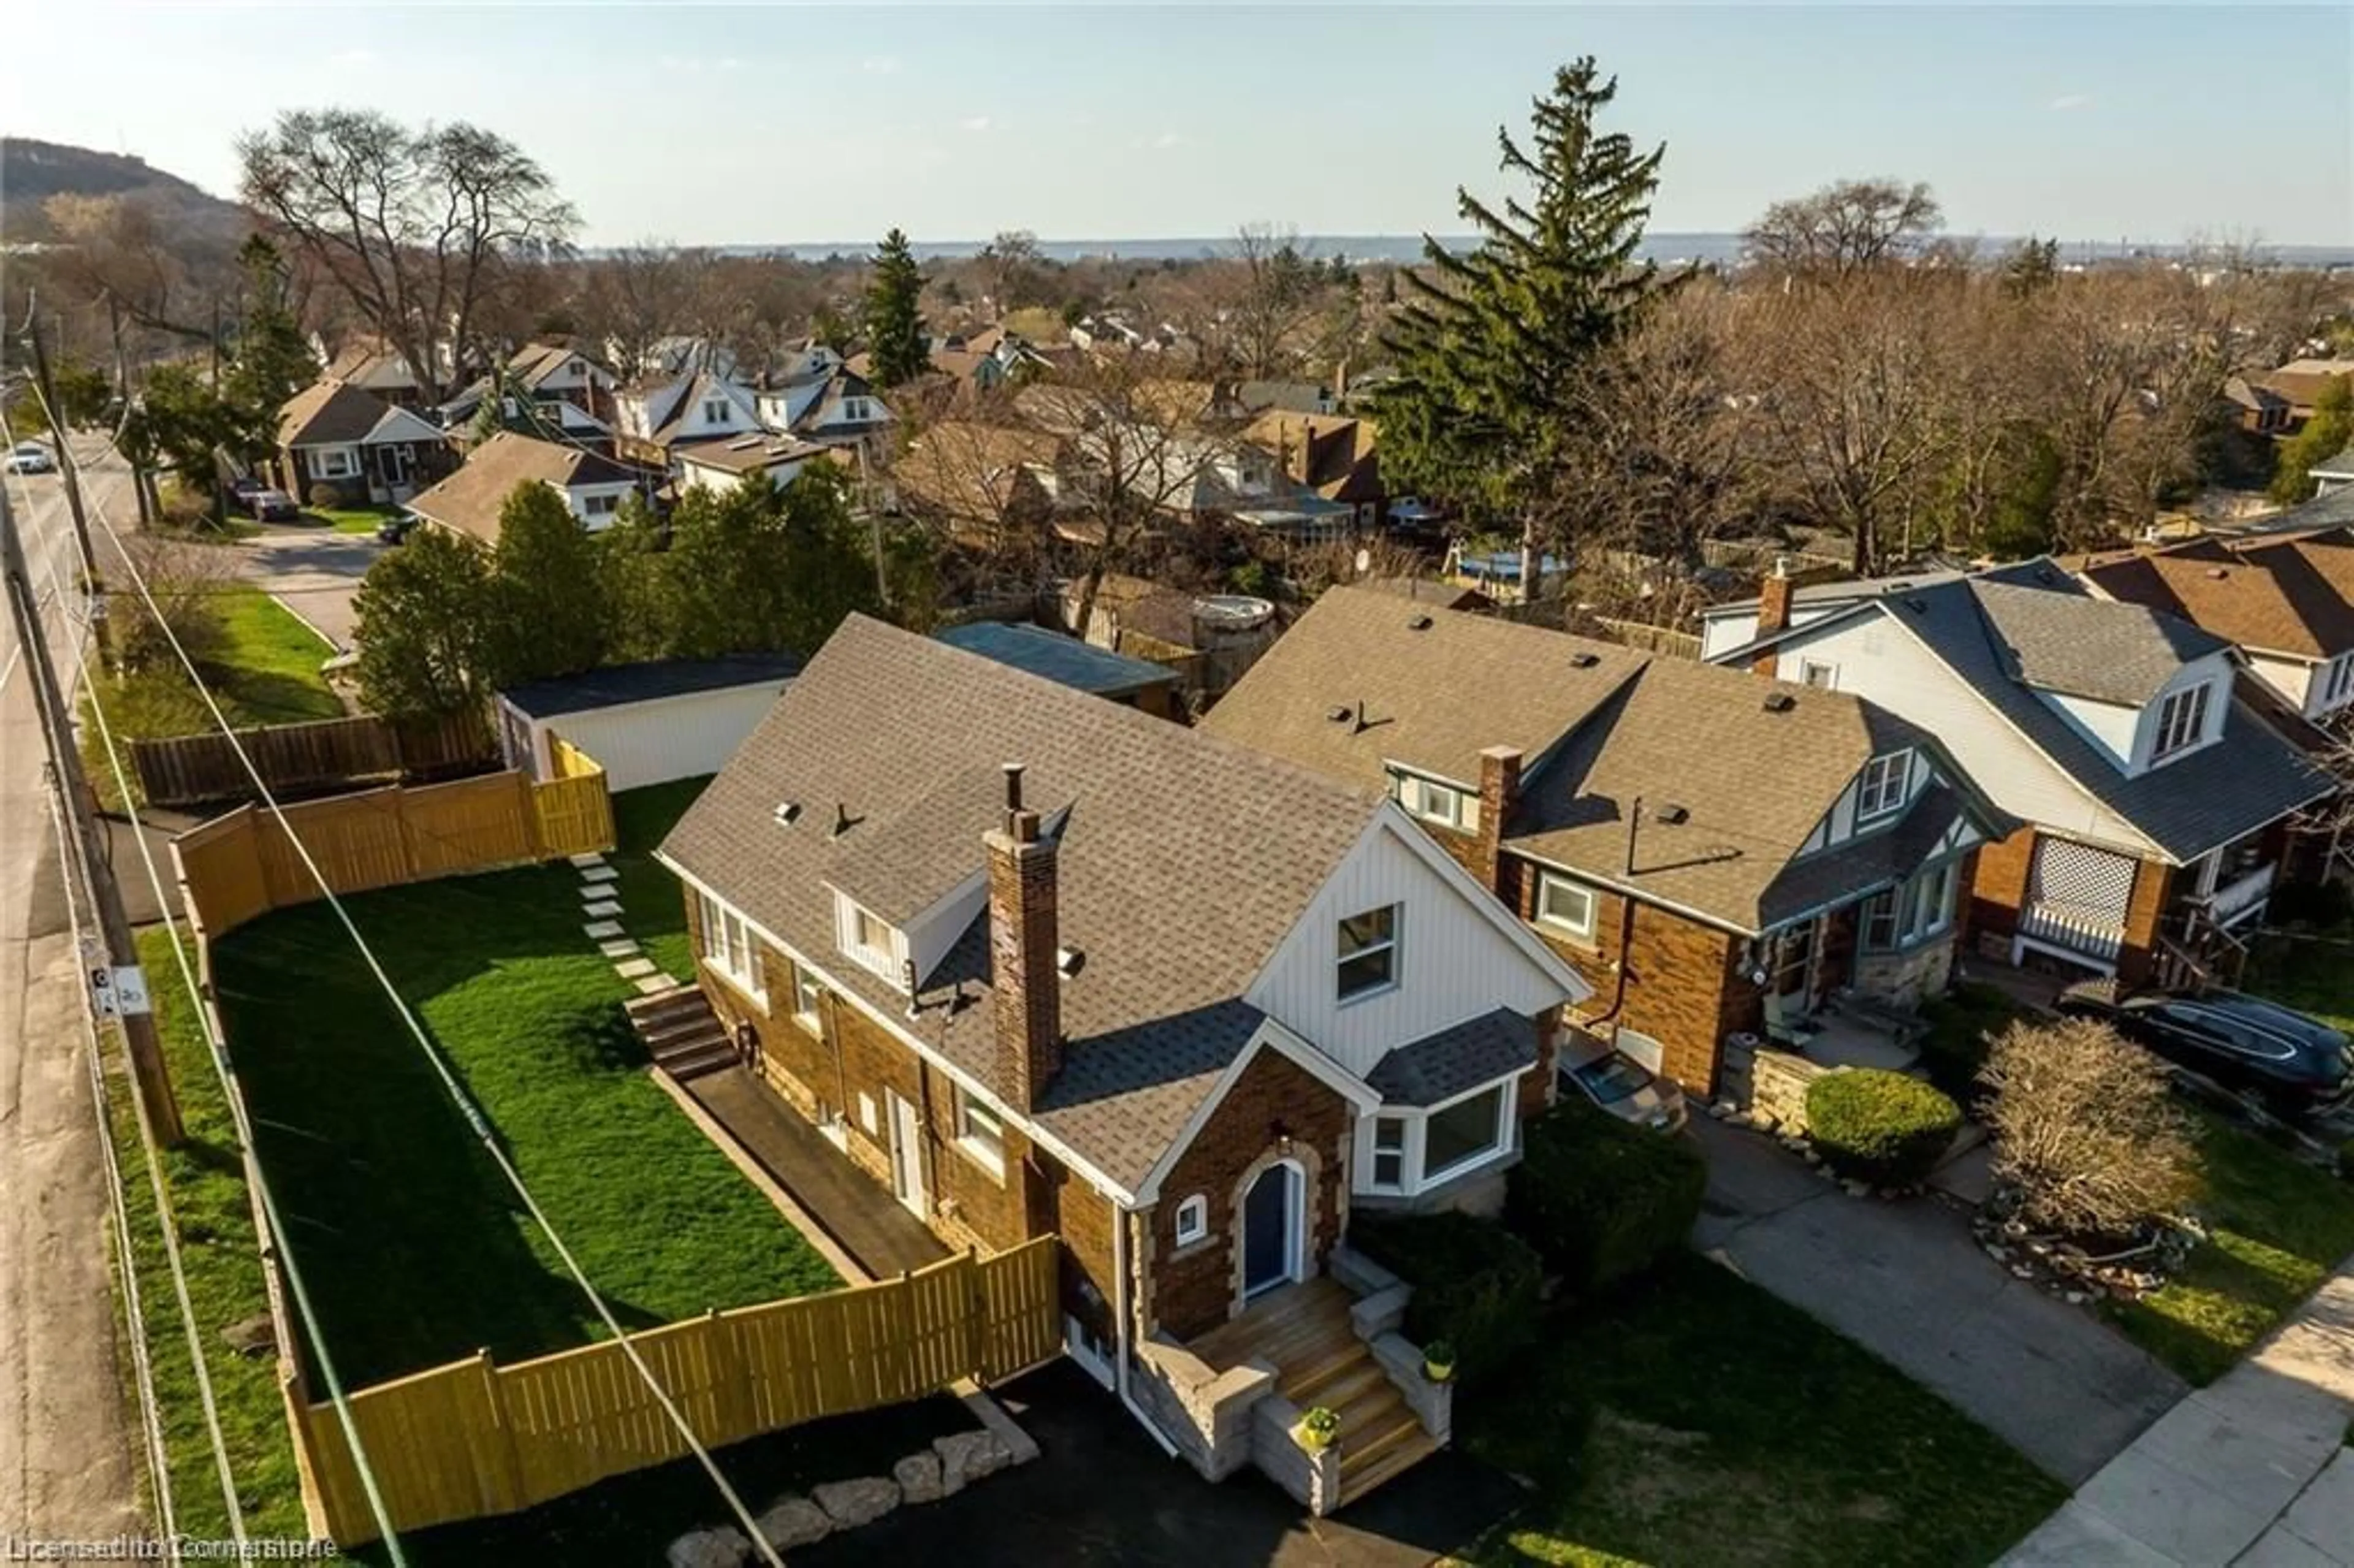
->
[292,1238,1062,1545]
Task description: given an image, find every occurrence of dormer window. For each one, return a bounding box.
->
[703,398,730,425]
[836,895,902,983]
[1394,773,1478,832]
[1856,752,1911,821]
[2154,682,2212,760]
[2325,658,2354,710]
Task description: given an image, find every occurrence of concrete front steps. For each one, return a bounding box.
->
[626,985,738,1082]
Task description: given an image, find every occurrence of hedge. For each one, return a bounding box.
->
[1806,1069,1961,1187]
[1349,1212,1541,1388]
[1505,1099,1707,1295]
[1916,981,2022,1108]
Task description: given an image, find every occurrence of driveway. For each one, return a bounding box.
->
[799,1361,1525,1568]
[1691,1115,2187,1486]
[235,522,385,650]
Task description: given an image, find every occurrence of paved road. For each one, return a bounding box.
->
[1692,1114,2187,1487]
[234,522,386,651]
[0,435,142,1537]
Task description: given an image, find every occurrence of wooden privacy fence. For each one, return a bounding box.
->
[129,710,497,809]
[294,1238,1062,1544]
[175,764,617,937]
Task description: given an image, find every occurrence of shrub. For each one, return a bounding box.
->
[308,481,349,510]
[1806,1069,1962,1187]
[1350,1212,1541,1388]
[2337,1137,2354,1185]
[1506,1098,1705,1294]
[1918,980,2023,1107]
[1980,1017,2200,1239]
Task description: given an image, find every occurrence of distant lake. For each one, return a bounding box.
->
[638,233,2354,268]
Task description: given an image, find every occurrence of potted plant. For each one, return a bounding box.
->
[1295,1406,1340,1453]
[1422,1338,1457,1383]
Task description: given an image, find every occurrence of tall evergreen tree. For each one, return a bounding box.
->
[224,235,318,423]
[1368,58,1680,588]
[863,228,929,387]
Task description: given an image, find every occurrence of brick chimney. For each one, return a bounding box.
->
[1752,555,1794,677]
[1475,746,1524,892]
[986,763,1062,1113]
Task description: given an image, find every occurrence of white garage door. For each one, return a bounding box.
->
[549,684,787,792]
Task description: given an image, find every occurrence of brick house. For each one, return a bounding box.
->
[1202,587,2009,1098]
[273,379,454,507]
[1701,559,2336,989]
[658,615,1590,1507]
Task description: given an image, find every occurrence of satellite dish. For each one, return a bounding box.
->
[1354,547,1371,576]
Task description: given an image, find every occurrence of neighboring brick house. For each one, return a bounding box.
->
[1202,587,2008,1098]
[1701,558,2336,989]
[658,615,1589,1503]
[273,379,454,506]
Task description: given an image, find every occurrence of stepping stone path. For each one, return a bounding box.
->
[566,851,685,997]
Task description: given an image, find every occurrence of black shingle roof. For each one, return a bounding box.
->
[1366,1010,1539,1107]
[499,653,804,719]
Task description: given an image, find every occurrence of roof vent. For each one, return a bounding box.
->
[1406,614,1433,631]
[1056,945,1087,978]
[1569,650,1601,669]
[2207,567,2229,579]
[1762,691,1796,713]
[1327,704,1354,724]
[1903,597,1929,613]
[1655,804,1691,825]
[772,801,802,827]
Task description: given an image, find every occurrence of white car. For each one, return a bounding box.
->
[1563,1051,1688,1132]
[5,441,56,475]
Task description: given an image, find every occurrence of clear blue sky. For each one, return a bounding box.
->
[11,3,2351,247]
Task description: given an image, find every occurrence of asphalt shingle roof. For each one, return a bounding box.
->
[2081,537,2354,661]
[661,617,1385,1190]
[1971,577,2232,705]
[499,652,803,718]
[1365,1009,1538,1106]
[277,379,411,449]
[934,622,1178,698]
[405,432,640,545]
[1886,574,2334,862]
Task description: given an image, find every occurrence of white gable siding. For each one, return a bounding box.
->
[2248,652,2318,715]
[679,452,811,495]
[1699,603,1849,660]
[832,891,909,987]
[2040,691,2141,769]
[1759,613,2156,856]
[1244,818,1582,1080]
[672,386,761,441]
[905,872,988,987]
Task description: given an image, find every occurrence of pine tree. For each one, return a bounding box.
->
[863,229,929,387]
[1367,58,1680,587]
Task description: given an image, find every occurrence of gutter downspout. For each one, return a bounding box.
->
[1111,1203,1180,1458]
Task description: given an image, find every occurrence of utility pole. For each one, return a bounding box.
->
[23,298,113,669]
[0,476,184,1145]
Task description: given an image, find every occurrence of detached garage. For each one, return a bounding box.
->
[495,654,804,791]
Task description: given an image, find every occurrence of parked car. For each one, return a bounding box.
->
[242,486,299,522]
[6,441,56,475]
[2056,981,2352,1116]
[1563,1050,1689,1132]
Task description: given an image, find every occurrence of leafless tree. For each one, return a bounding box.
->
[37,192,241,349]
[237,108,577,402]
[1980,1017,2200,1239]
[1745,178,1945,277]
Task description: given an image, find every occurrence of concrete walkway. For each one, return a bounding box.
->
[1693,1116,2186,1485]
[2001,1262,2354,1566]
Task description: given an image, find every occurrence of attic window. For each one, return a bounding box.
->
[1762,692,1796,713]
[1569,651,1601,669]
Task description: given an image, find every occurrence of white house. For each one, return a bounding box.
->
[614,370,763,460]
[675,434,834,496]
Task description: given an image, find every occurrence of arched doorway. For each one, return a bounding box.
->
[1240,1159,1304,1301]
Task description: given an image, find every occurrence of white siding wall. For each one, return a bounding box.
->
[1759,613,2152,854]
[1699,604,1847,660]
[1245,818,1583,1080]
[2041,691,2141,769]
[2128,651,2236,772]
[536,681,791,791]
[679,455,809,495]
[905,873,988,986]
[2249,653,2318,715]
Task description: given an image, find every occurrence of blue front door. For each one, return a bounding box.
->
[1241,1163,1297,1300]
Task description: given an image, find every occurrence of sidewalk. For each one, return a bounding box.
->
[2000,1259,2354,1567]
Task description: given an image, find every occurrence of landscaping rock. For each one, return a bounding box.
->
[934,1429,1013,1490]
[221,1314,276,1358]
[813,1476,900,1528]
[666,1526,751,1568]
[894,1450,945,1504]
[756,1497,831,1550]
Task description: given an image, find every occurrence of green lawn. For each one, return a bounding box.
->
[1461,1255,2065,1568]
[116,926,335,1554]
[210,864,839,1388]
[608,776,712,984]
[303,505,402,535]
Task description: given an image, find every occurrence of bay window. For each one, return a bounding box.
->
[1355,1081,1515,1198]
[1423,1084,1510,1181]
[1861,858,1960,953]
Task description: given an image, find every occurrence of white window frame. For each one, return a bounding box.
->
[2326,656,2354,709]
[703,398,731,425]
[953,1084,1007,1180]
[698,890,768,1008]
[1394,772,1476,832]
[1172,1193,1209,1247]
[1800,660,1838,690]
[1534,872,1598,942]
[837,895,902,984]
[1861,857,1962,953]
[1355,1081,1515,1199]
[1336,904,1402,1003]
[790,961,824,1035]
[581,492,618,517]
[308,446,361,479]
[1855,752,1910,821]
[2154,682,2212,759]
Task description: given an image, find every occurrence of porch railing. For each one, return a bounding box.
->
[2201,861,2276,926]
[2018,900,2128,961]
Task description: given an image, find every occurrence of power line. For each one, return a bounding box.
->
[49,398,786,1566]
[2,405,408,1561]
